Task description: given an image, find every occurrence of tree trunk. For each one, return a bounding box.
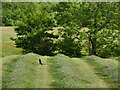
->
[88,34,92,55]
[91,38,97,55]
[89,34,96,55]
[90,3,100,55]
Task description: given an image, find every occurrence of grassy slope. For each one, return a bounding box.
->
[83,55,118,87]
[2,54,118,88]
[2,53,40,88]
[2,53,55,88]
[3,53,118,88]
[49,54,117,88]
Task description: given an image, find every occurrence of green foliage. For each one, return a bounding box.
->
[57,33,82,57]
[10,3,58,56]
[15,31,58,56]
[96,29,120,57]
[2,2,120,58]
[54,2,119,57]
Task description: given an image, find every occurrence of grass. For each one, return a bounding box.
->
[0,57,2,89]
[2,53,55,88]
[2,53,40,88]
[83,55,118,88]
[2,53,118,88]
[0,27,22,57]
[2,55,20,88]
[48,54,111,88]
[33,56,54,88]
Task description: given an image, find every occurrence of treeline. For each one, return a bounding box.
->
[2,2,120,58]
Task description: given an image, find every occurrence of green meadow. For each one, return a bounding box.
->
[1,27,22,57]
[1,27,119,88]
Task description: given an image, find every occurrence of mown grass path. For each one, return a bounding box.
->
[71,58,110,88]
[1,27,22,57]
[34,56,54,88]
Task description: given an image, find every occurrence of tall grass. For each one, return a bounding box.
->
[83,55,118,87]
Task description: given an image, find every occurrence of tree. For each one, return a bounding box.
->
[53,2,119,57]
[3,2,119,57]
[13,3,58,55]
[2,2,25,26]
